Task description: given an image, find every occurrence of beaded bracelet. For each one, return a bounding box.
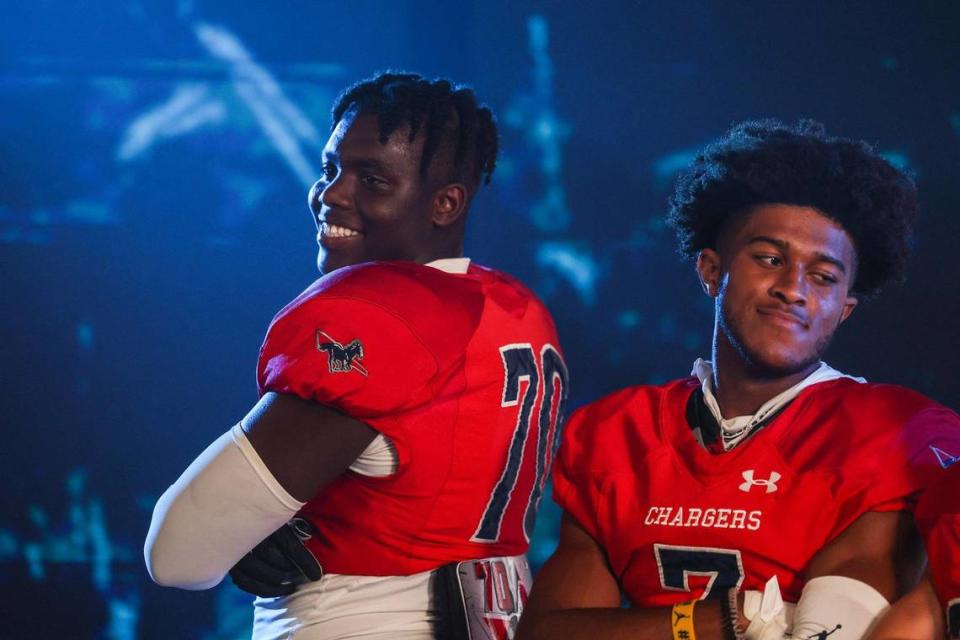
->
[721,588,747,640]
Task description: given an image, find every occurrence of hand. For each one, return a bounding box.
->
[742,576,794,640]
[228,517,323,597]
[737,590,751,630]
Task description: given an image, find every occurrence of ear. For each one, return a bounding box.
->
[696,249,722,297]
[839,295,858,324]
[432,183,469,228]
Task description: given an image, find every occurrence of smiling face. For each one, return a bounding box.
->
[308,110,462,275]
[697,204,860,378]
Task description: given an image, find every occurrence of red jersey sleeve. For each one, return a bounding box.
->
[553,406,608,543]
[257,295,439,420]
[915,462,960,615]
[857,403,960,516]
[552,387,654,546]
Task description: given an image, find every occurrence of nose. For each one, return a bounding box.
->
[769,263,807,305]
[307,174,351,217]
[321,172,351,210]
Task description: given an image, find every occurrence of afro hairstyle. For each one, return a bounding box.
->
[667,119,918,297]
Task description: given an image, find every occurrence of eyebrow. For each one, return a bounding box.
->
[353,158,393,173]
[747,235,848,273]
[322,151,394,175]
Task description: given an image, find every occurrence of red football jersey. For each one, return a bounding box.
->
[915,460,960,635]
[258,261,568,575]
[553,377,960,605]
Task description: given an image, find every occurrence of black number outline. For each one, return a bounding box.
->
[472,343,568,543]
[948,597,959,638]
[654,543,745,600]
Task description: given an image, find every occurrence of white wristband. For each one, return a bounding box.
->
[791,576,889,640]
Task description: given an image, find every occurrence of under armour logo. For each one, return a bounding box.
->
[739,469,781,493]
[316,330,368,376]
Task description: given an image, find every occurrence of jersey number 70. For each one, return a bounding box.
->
[472,343,569,544]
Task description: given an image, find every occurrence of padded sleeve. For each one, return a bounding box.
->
[915,464,960,611]
[858,406,960,514]
[790,576,889,640]
[551,407,608,544]
[257,295,439,420]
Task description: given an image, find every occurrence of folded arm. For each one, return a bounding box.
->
[515,512,738,640]
[517,510,924,640]
[864,574,943,640]
[144,391,376,589]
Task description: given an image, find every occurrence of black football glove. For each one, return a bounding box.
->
[228,517,323,597]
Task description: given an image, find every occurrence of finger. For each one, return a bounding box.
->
[229,567,297,598]
[234,552,300,586]
[251,534,299,573]
[275,524,324,581]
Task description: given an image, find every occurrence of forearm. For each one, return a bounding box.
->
[518,598,731,640]
[144,425,303,590]
[865,577,943,640]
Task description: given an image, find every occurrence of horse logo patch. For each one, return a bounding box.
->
[316,330,368,376]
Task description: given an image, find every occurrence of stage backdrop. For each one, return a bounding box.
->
[2,1,959,637]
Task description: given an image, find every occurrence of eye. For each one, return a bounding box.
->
[811,272,839,285]
[321,162,338,181]
[360,174,388,188]
[754,254,782,267]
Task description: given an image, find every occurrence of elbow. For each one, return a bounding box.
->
[143,493,225,591]
[144,535,224,590]
[141,426,300,591]
[143,545,179,588]
[514,609,548,640]
[143,539,167,586]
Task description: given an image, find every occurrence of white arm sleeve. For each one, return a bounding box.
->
[791,576,890,640]
[144,424,304,590]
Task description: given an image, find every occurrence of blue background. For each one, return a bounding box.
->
[2,1,959,637]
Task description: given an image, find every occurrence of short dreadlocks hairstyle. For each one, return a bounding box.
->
[667,119,918,297]
[331,71,499,190]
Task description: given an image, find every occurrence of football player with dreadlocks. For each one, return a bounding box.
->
[145,72,568,639]
[517,120,960,640]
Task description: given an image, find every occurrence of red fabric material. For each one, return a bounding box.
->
[553,376,960,605]
[258,261,567,575]
[916,461,960,609]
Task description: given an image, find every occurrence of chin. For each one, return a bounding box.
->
[317,259,338,276]
[317,253,345,276]
[744,345,820,378]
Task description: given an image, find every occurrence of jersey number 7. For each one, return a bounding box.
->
[472,343,569,543]
[654,544,745,600]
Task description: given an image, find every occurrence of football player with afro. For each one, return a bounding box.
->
[518,120,960,640]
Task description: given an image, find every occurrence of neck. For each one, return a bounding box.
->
[710,330,819,419]
[418,232,464,264]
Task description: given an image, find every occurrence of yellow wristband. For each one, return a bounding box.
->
[671,601,696,640]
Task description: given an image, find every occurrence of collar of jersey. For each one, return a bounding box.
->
[425,257,471,274]
[690,358,866,451]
